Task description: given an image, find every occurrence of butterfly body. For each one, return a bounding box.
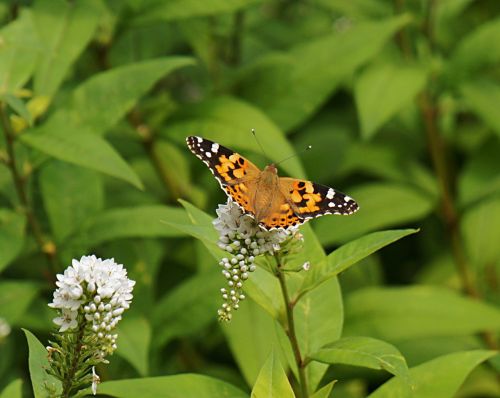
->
[186,136,359,230]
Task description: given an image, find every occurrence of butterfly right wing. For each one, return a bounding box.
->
[186,136,261,214]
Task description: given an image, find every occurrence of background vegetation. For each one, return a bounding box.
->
[0,0,500,397]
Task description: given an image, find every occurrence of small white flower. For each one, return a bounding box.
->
[91,366,100,395]
[213,200,300,321]
[49,255,135,355]
[53,309,78,332]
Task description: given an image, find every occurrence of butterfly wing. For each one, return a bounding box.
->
[279,177,359,221]
[186,136,261,214]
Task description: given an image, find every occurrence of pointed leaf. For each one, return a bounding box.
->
[0,282,40,324]
[0,10,39,93]
[462,197,500,271]
[314,183,434,245]
[451,17,500,75]
[222,299,287,386]
[251,351,295,398]
[368,350,496,398]
[134,0,263,23]
[164,96,304,178]
[33,0,99,98]
[152,270,221,347]
[20,128,143,189]
[310,381,336,398]
[355,63,427,139]
[237,14,411,131]
[0,379,22,398]
[98,374,247,398]
[460,80,500,138]
[40,161,103,242]
[302,229,417,294]
[23,329,61,398]
[45,57,195,136]
[0,209,25,273]
[116,316,151,376]
[344,286,500,340]
[310,337,410,383]
[73,205,189,247]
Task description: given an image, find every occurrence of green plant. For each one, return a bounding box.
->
[0,0,499,397]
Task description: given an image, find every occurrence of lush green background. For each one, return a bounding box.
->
[0,0,499,397]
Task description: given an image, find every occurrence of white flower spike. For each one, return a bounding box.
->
[213,200,300,321]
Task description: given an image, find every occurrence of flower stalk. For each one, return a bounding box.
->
[276,261,309,398]
[47,255,135,397]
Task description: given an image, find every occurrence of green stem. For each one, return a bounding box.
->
[61,323,86,398]
[276,263,309,398]
[0,103,58,271]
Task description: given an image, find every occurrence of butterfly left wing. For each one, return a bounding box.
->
[279,177,359,221]
[186,136,261,214]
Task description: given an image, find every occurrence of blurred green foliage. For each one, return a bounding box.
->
[0,0,500,397]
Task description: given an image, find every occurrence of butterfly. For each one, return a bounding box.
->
[186,136,359,230]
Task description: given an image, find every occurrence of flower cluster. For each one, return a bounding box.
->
[49,255,135,357]
[213,200,301,321]
[47,255,135,396]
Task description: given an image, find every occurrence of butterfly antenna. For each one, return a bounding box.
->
[252,128,269,159]
[276,145,312,166]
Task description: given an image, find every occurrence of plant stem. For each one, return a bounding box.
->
[61,323,86,398]
[276,264,309,398]
[0,103,58,271]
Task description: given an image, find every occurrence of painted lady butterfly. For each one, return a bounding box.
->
[187,136,359,230]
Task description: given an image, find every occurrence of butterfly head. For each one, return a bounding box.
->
[264,164,278,174]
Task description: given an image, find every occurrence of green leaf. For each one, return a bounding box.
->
[164,96,304,178]
[98,374,247,398]
[222,299,288,386]
[296,277,343,355]
[251,351,295,398]
[458,142,500,206]
[296,277,341,393]
[237,14,411,131]
[310,381,336,398]
[23,329,61,398]
[73,205,189,247]
[152,270,220,347]
[314,183,434,245]
[355,63,427,139]
[40,161,103,242]
[0,10,39,93]
[310,336,410,383]
[0,281,40,324]
[0,209,25,273]
[0,379,22,398]
[46,57,195,136]
[1,93,32,125]
[33,0,99,98]
[20,128,143,189]
[302,229,418,295]
[244,267,282,320]
[116,316,151,376]
[451,17,500,76]
[368,350,496,398]
[460,80,500,138]
[134,0,263,24]
[462,197,500,271]
[344,286,500,340]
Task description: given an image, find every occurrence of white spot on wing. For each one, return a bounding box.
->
[211,143,219,153]
[196,136,203,143]
[344,195,352,202]
[206,152,212,158]
[326,188,335,199]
